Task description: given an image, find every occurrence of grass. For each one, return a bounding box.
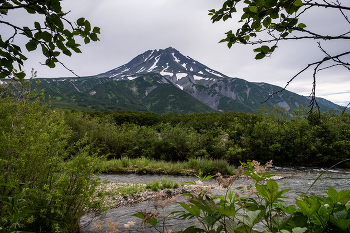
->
[145,178,181,191]
[96,156,235,175]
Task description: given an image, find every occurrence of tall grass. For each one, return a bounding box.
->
[96,157,235,175]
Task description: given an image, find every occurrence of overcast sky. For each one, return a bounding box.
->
[2,0,350,106]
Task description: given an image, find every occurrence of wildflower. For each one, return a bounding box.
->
[234,192,241,198]
[170,194,181,203]
[216,173,235,188]
[202,186,213,195]
[196,180,204,186]
[107,219,119,230]
[153,192,164,202]
[140,209,160,224]
[216,186,223,192]
[168,230,173,233]
[94,219,104,231]
[235,165,244,177]
[124,221,135,229]
[324,204,330,208]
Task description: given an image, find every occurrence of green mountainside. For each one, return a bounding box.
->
[33,47,346,114]
[37,73,216,114]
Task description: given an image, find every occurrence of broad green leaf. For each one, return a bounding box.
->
[41,31,52,42]
[50,0,62,12]
[23,27,32,37]
[77,17,85,26]
[51,14,64,30]
[330,216,350,231]
[297,23,306,28]
[261,45,269,54]
[293,0,303,7]
[16,72,26,80]
[266,0,278,8]
[25,40,37,51]
[249,6,258,13]
[149,217,158,227]
[296,196,320,217]
[84,37,90,44]
[133,212,145,219]
[236,210,261,227]
[327,186,350,205]
[202,216,217,227]
[255,52,265,59]
[34,22,41,30]
[85,20,91,32]
[263,17,272,27]
[93,27,101,34]
[90,33,99,41]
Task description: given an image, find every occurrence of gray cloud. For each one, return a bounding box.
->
[2,0,349,105]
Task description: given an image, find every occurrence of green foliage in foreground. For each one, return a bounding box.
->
[136,161,350,233]
[0,79,105,232]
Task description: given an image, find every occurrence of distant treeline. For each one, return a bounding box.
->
[64,106,350,166]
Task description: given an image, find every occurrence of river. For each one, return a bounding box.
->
[80,166,350,232]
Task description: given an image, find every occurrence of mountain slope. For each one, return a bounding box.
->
[36,47,345,113]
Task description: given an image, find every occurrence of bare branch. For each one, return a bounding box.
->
[303,2,350,11]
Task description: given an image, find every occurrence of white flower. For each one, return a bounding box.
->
[324,204,330,208]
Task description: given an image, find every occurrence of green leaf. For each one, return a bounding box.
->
[249,6,258,13]
[84,20,91,32]
[296,196,320,217]
[50,0,62,12]
[34,22,41,30]
[261,45,269,54]
[41,31,52,42]
[25,7,36,14]
[25,40,37,52]
[255,52,265,60]
[263,17,271,27]
[149,217,158,227]
[236,210,261,227]
[16,72,26,80]
[77,17,85,26]
[51,14,64,30]
[202,216,217,227]
[84,37,90,44]
[133,212,145,219]
[293,0,303,7]
[297,23,306,28]
[93,27,101,34]
[330,216,350,231]
[23,27,32,37]
[266,0,278,8]
[90,33,99,42]
[46,59,56,68]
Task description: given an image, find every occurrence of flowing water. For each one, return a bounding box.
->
[80,167,350,233]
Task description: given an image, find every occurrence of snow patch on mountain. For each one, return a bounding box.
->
[205,69,223,77]
[176,84,184,90]
[136,67,146,73]
[127,76,137,80]
[198,71,203,74]
[160,71,173,76]
[172,53,180,63]
[176,73,187,80]
[144,50,154,62]
[193,75,206,80]
[148,55,160,72]
[181,63,187,70]
[190,67,193,71]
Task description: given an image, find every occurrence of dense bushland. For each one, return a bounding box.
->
[65,106,350,167]
[0,80,105,232]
